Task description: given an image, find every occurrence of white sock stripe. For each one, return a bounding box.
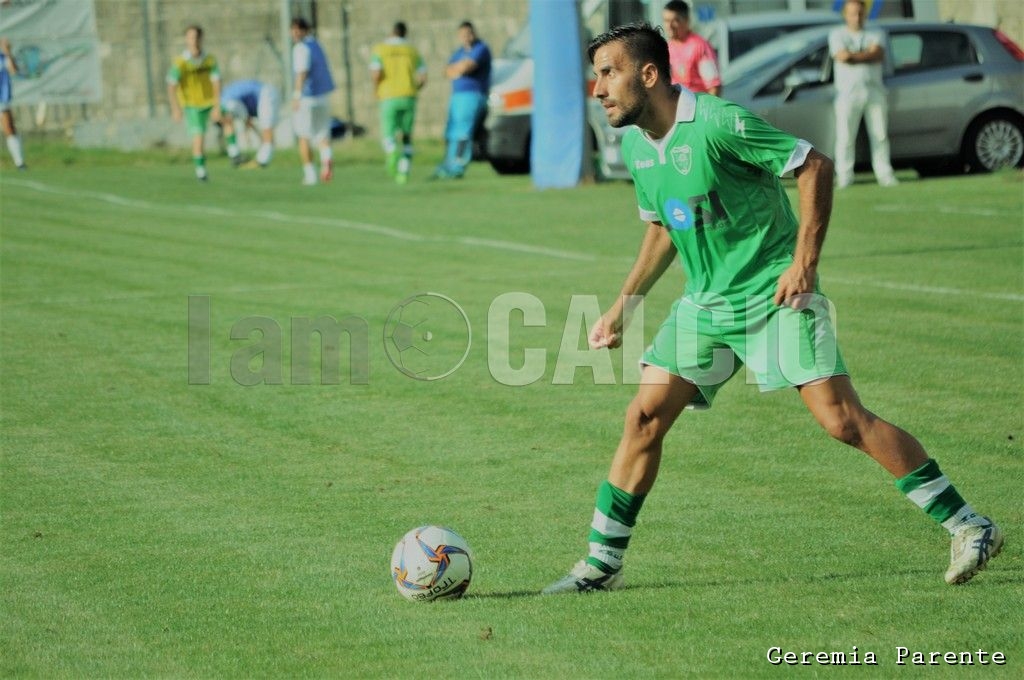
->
[942,504,982,533]
[591,509,633,538]
[906,475,950,508]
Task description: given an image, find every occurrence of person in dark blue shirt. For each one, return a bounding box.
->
[434,21,490,179]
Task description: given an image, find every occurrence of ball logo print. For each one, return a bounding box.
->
[390,525,473,602]
[663,198,694,231]
[384,293,471,381]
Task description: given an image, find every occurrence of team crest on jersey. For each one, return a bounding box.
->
[670,145,692,175]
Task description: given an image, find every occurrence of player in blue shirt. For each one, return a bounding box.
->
[290,17,336,185]
[434,21,490,179]
[220,79,280,167]
[0,38,26,170]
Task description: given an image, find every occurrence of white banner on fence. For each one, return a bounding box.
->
[0,0,102,104]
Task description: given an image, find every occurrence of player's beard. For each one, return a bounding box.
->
[604,72,649,128]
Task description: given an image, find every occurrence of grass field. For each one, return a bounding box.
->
[1,139,1022,677]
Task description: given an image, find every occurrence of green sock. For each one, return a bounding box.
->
[226,132,237,146]
[586,480,646,574]
[193,155,206,168]
[895,459,980,533]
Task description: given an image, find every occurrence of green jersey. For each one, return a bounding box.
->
[624,89,810,304]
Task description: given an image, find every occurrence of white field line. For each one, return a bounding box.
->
[3,178,1020,304]
[3,177,585,257]
[824,276,1024,302]
[873,203,1022,217]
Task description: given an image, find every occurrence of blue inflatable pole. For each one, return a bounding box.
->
[530,0,585,188]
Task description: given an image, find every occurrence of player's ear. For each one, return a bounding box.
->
[640,62,660,88]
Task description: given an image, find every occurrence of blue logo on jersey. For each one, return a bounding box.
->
[664,198,694,231]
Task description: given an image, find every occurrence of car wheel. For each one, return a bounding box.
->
[963,112,1024,173]
[488,135,530,175]
[488,156,529,175]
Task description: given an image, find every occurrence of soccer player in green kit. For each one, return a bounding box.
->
[542,23,1002,593]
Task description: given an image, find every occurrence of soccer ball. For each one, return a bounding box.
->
[390,525,473,602]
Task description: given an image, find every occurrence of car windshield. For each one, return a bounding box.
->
[722,28,826,88]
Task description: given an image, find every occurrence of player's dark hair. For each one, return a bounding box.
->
[663,1,690,18]
[394,21,407,38]
[459,21,475,32]
[587,22,672,85]
[291,17,310,32]
[185,24,203,38]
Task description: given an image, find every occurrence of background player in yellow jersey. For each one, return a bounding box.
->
[369,22,427,184]
[167,25,222,181]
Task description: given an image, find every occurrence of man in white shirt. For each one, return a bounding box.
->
[290,17,336,185]
[829,0,898,188]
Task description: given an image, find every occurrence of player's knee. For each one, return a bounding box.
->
[624,400,666,446]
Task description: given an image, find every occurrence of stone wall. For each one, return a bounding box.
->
[38,0,528,145]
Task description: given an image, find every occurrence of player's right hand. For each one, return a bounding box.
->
[589,312,623,350]
[171,108,182,122]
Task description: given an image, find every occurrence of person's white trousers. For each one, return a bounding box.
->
[834,86,897,186]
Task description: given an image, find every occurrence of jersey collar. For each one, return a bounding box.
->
[637,85,698,160]
[674,85,697,123]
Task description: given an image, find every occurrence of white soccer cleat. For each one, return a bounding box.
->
[945,519,1003,585]
[541,560,624,595]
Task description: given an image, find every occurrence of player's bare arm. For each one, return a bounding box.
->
[774,148,834,307]
[445,58,477,80]
[210,80,222,123]
[292,71,308,110]
[591,223,678,350]
[167,82,182,121]
[844,43,884,64]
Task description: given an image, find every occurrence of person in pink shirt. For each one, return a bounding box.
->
[662,0,721,95]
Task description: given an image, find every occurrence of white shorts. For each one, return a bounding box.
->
[255,85,279,131]
[293,95,331,142]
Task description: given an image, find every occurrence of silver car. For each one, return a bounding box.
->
[720,21,1024,174]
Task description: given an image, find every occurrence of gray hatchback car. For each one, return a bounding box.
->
[720,21,1024,174]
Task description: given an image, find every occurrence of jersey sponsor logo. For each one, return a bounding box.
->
[664,198,695,231]
[734,113,746,138]
[634,158,655,170]
[664,191,727,232]
[670,145,692,175]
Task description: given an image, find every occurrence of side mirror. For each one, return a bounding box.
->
[781,69,823,102]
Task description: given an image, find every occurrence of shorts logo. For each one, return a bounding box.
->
[670,145,692,175]
[664,198,694,231]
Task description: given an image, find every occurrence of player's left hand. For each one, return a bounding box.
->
[210,107,221,124]
[773,263,816,309]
